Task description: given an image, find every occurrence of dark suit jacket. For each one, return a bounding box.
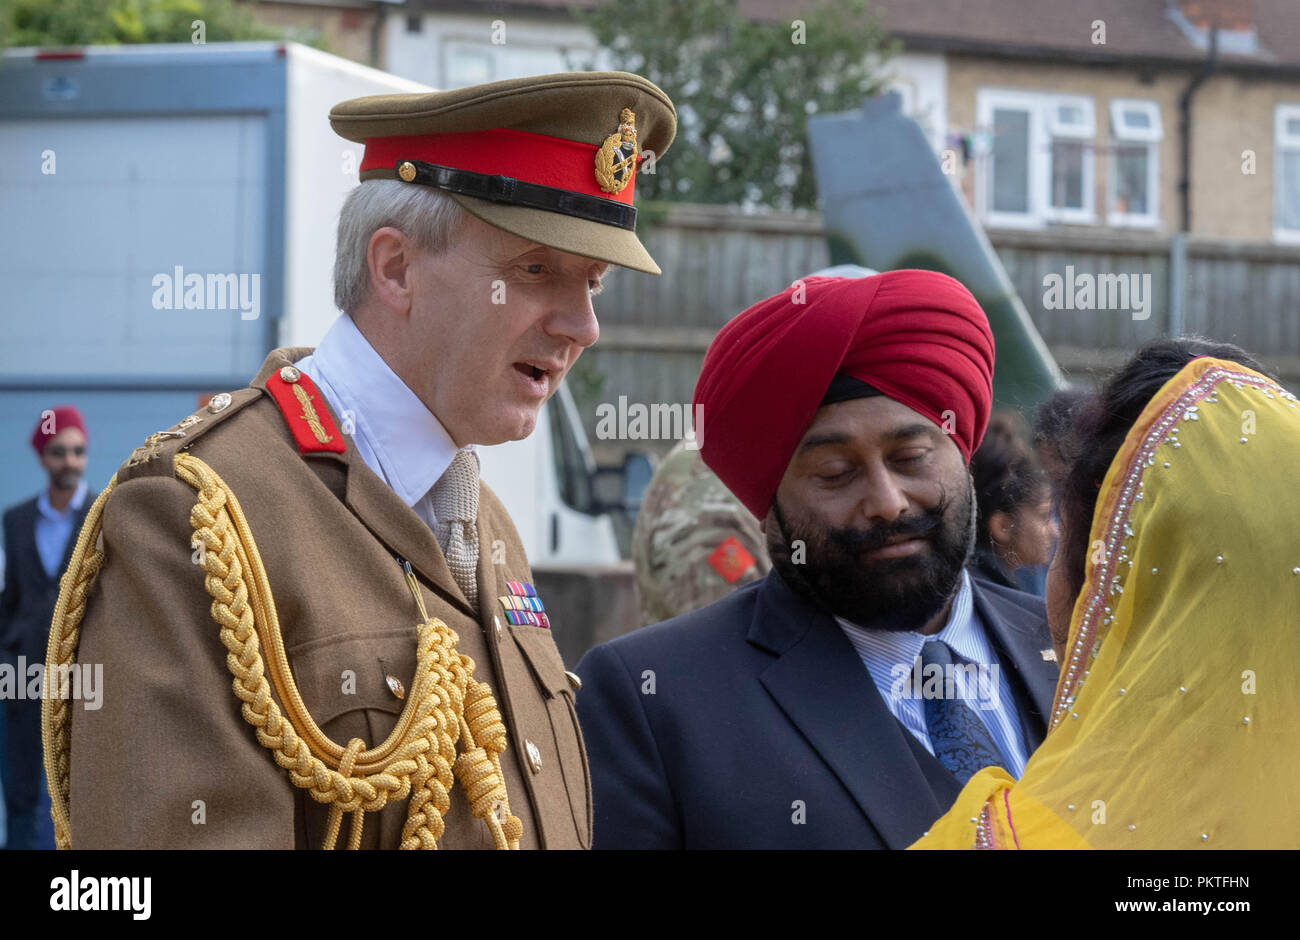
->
[575,570,1058,849]
[0,493,95,662]
[2,491,94,819]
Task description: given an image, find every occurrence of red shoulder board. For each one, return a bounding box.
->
[265,365,347,455]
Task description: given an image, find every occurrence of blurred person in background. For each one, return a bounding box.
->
[968,412,1057,595]
[632,439,771,626]
[0,405,94,850]
[1032,385,1093,487]
[0,540,5,848]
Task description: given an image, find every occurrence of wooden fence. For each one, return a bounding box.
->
[577,203,1300,460]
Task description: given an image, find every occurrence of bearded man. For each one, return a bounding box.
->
[574,270,1059,849]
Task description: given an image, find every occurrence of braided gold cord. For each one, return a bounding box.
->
[42,474,119,850]
[41,453,523,849]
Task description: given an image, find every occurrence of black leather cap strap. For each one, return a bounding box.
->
[398,159,637,231]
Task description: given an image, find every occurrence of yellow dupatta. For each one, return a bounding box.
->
[912,357,1300,849]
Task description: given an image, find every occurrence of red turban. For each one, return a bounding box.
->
[31,405,88,456]
[693,270,994,518]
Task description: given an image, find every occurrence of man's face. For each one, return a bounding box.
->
[401,212,605,446]
[40,427,87,491]
[765,395,976,631]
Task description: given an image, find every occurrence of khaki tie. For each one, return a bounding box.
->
[431,448,480,609]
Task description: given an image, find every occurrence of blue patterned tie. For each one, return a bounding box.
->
[920,640,1006,784]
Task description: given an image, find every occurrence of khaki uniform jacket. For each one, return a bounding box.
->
[66,347,592,849]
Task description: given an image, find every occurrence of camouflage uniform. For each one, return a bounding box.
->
[632,441,770,625]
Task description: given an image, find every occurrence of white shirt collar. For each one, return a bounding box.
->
[836,569,984,665]
[300,314,464,507]
[37,477,89,520]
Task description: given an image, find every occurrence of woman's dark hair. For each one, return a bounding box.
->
[1033,384,1093,480]
[1056,337,1273,600]
[970,411,1047,550]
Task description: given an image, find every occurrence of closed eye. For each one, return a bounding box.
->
[817,468,856,484]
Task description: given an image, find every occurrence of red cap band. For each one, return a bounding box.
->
[360,127,637,204]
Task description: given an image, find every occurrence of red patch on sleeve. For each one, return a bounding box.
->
[707,536,756,584]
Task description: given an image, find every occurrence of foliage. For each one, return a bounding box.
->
[577,0,898,209]
[1,0,282,48]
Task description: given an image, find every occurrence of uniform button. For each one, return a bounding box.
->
[525,739,542,774]
[565,670,583,691]
[207,392,232,414]
[494,615,503,637]
[279,365,301,383]
[385,675,406,700]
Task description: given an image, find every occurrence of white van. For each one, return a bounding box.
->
[0,41,630,567]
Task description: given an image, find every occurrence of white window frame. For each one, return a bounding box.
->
[1275,103,1300,244]
[1044,95,1096,224]
[975,89,1097,229]
[976,89,1047,229]
[1107,98,1162,229]
[442,41,495,88]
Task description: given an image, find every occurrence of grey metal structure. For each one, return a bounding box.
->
[807,91,1062,413]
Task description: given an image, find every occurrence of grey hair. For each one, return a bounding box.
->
[332,179,469,316]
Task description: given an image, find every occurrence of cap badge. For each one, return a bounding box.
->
[595,107,639,195]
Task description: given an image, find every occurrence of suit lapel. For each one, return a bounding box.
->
[971,579,1059,752]
[750,572,951,848]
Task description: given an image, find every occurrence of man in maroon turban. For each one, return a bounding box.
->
[576,269,1059,849]
[2,405,95,849]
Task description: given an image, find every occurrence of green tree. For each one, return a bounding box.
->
[1,0,282,48]
[577,0,897,210]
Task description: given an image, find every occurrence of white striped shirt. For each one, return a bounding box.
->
[835,570,1029,778]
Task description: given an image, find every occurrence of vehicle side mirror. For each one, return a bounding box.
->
[592,451,655,516]
[619,452,654,511]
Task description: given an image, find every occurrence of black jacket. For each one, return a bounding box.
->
[1,493,95,661]
[575,569,1058,849]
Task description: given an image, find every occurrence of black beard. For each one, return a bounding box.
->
[768,479,976,632]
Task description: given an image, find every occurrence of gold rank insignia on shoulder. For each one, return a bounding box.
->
[595,107,638,195]
[126,429,186,467]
